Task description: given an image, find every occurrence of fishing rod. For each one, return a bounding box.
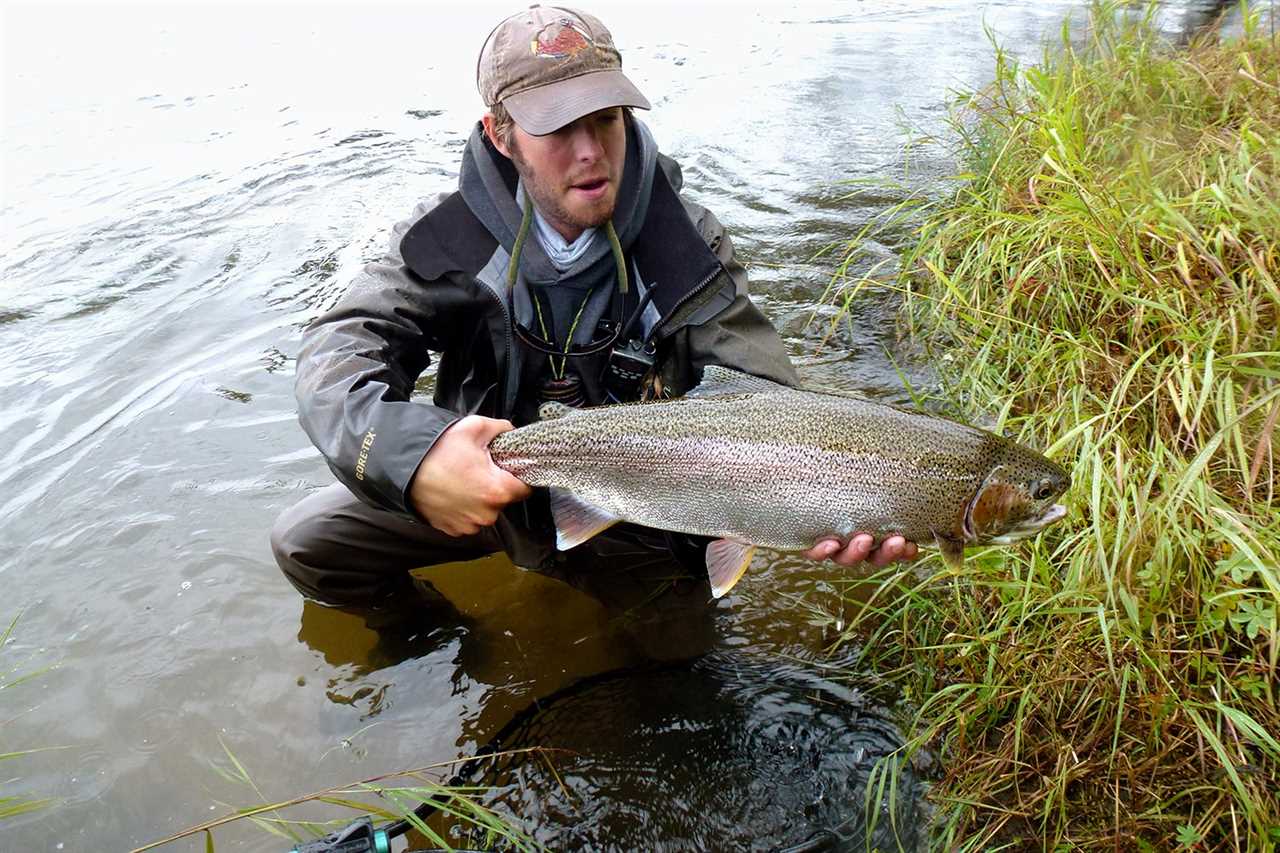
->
[287,814,491,853]
[288,816,391,853]
[284,762,496,853]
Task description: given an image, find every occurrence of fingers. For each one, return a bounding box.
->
[806,534,919,567]
[832,533,876,567]
[438,519,480,537]
[446,416,532,501]
[460,417,534,500]
[445,475,527,534]
[867,535,916,568]
[413,416,531,534]
[462,415,517,444]
[486,472,533,502]
[802,539,840,560]
[435,499,505,537]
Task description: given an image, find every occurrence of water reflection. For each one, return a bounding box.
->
[295,544,719,715]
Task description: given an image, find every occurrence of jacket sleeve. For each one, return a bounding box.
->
[294,199,459,517]
[669,202,800,391]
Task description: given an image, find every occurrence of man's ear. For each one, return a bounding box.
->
[481,113,512,159]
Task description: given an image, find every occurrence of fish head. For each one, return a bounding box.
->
[964,443,1070,545]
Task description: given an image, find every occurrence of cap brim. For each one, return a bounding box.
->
[503,68,651,136]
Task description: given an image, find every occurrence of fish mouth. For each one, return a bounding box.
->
[989,503,1067,545]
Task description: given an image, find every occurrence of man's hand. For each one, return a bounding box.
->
[410,415,532,536]
[803,534,918,568]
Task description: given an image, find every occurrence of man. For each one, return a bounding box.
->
[270,5,915,620]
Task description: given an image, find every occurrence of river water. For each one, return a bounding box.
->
[1,1,1247,850]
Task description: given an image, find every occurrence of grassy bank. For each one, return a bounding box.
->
[836,3,1279,849]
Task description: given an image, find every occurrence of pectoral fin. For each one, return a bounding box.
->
[706,539,757,598]
[550,488,620,550]
[931,528,965,570]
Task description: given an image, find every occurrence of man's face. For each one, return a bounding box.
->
[489,108,626,242]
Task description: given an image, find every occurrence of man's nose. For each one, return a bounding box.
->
[569,123,606,161]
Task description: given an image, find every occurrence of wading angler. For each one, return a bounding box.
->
[271,5,919,628]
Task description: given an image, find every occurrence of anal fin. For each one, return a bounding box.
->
[706,539,757,598]
[551,488,620,550]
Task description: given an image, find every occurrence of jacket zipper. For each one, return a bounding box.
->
[653,263,725,342]
[480,283,518,416]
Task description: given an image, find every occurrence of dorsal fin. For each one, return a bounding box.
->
[686,365,793,399]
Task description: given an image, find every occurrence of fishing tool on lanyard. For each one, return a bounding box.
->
[507,196,655,407]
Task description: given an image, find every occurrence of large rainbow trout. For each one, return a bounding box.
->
[489,366,1069,597]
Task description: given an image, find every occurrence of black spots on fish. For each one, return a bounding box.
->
[491,385,1069,554]
[991,440,1071,503]
[975,434,1005,472]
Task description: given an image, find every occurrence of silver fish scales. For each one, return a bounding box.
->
[489,366,1069,596]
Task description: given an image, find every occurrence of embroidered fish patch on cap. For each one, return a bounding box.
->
[476,5,651,135]
[532,19,593,59]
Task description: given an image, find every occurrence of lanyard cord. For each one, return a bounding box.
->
[534,290,592,379]
[606,217,628,294]
[507,194,631,380]
[506,195,534,288]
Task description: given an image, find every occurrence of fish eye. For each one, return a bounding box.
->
[1034,481,1055,500]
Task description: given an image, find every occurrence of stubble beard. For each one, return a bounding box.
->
[510,145,615,237]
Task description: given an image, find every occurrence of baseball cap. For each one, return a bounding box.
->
[477,5,651,136]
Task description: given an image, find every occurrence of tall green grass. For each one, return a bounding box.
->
[833,3,1279,848]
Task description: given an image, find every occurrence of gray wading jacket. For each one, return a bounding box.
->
[295,123,798,568]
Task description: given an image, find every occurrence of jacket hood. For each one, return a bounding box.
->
[458,115,667,286]
[457,115,684,356]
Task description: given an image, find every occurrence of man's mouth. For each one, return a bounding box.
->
[571,178,609,198]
